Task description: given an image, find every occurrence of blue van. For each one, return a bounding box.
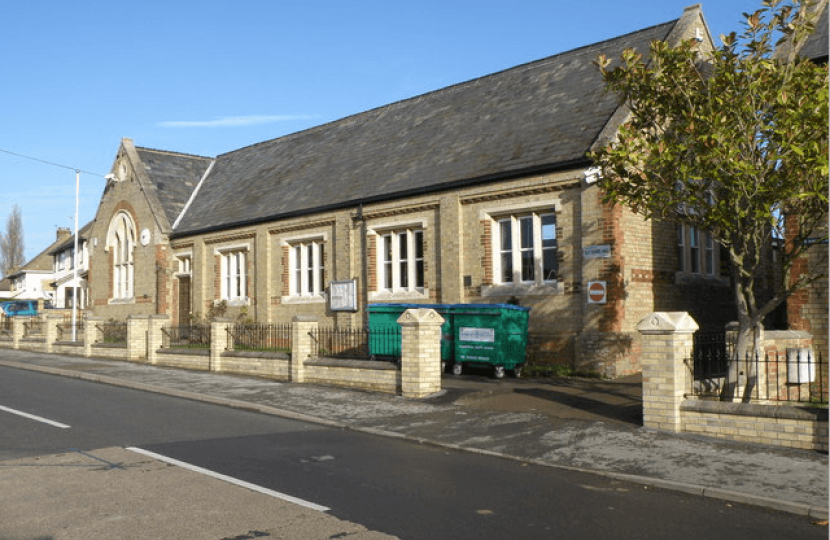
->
[0,300,38,317]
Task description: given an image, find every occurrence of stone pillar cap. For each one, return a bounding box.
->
[397,308,445,325]
[636,312,699,333]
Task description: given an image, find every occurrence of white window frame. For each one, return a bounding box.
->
[492,212,558,286]
[288,240,326,297]
[367,219,429,301]
[378,229,424,293]
[176,253,192,277]
[215,244,250,304]
[108,212,136,301]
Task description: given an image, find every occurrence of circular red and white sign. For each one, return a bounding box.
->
[587,281,607,304]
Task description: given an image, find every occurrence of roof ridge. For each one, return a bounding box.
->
[218,18,680,159]
[135,146,214,161]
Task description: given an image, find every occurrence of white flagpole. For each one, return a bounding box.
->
[71,170,79,341]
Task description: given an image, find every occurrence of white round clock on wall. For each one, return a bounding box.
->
[140,228,151,246]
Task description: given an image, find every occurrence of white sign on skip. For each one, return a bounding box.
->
[459,327,495,343]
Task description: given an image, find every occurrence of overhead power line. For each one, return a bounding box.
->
[0,147,106,178]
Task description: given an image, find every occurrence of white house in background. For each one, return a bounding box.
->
[6,269,54,301]
[49,221,93,309]
[2,227,75,304]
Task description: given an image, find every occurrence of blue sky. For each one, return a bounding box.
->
[1,0,762,263]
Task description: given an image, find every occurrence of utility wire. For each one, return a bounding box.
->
[0,147,106,178]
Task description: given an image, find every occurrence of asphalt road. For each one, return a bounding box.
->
[1,366,825,540]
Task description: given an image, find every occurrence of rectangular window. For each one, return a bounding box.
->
[382,234,393,290]
[519,216,534,282]
[399,233,409,289]
[704,234,714,275]
[678,225,717,276]
[289,241,325,296]
[378,229,425,292]
[221,250,247,300]
[541,213,558,280]
[414,230,424,289]
[494,212,558,285]
[689,227,700,274]
[178,255,192,275]
[499,219,513,283]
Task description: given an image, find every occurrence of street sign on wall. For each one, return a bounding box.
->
[587,281,607,304]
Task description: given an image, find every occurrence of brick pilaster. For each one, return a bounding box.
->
[147,315,169,365]
[637,312,698,432]
[45,315,61,353]
[291,316,318,383]
[127,315,149,361]
[84,316,103,357]
[398,308,444,398]
[211,318,234,371]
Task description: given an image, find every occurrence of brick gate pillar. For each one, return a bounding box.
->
[83,316,102,357]
[291,316,318,383]
[12,317,29,350]
[127,316,149,361]
[637,312,698,432]
[398,308,444,398]
[44,315,61,353]
[211,318,234,372]
[147,315,169,365]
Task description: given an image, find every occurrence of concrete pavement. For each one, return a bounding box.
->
[0,348,826,520]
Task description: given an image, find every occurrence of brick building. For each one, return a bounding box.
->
[782,2,829,363]
[82,6,780,377]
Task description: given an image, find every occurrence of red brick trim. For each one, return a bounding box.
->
[481,220,493,285]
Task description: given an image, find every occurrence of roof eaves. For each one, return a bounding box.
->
[170,156,591,240]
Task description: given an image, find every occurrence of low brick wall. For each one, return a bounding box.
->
[639,312,829,452]
[155,349,210,371]
[0,311,441,399]
[305,358,400,394]
[682,400,828,452]
[90,343,129,360]
[17,339,45,352]
[218,351,290,380]
[52,341,85,356]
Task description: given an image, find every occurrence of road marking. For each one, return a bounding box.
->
[0,405,70,429]
[126,447,330,512]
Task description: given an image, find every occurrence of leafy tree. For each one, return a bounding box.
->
[591,0,828,398]
[0,204,25,277]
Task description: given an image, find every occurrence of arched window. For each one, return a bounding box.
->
[108,212,135,299]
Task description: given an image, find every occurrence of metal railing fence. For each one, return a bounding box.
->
[57,321,84,342]
[690,331,827,405]
[23,319,43,337]
[0,317,11,337]
[97,321,128,344]
[311,325,402,360]
[228,323,292,352]
[162,323,211,349]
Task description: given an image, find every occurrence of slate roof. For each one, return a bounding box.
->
[799,4,828,62]
[48,221,95,255]
[172,19,679,237]
[135,148,213,229]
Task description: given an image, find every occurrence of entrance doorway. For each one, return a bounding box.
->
[178,276,191,327]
